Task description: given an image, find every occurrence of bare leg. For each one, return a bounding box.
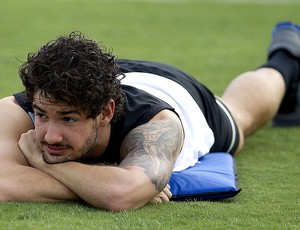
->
[220,21,300,152]
[220,67,285,151]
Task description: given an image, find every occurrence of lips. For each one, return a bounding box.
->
[46,144,70,156]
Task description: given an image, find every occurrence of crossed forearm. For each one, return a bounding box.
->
[35,161,156,211]
[0,162,78,202]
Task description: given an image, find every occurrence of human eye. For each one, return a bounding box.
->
[63,117,77,124]
[34,112,48,121]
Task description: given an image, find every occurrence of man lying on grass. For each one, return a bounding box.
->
[0,21,300,211]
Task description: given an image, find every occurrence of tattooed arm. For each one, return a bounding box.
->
[119,110,183,193]
[19,109,184,211]
[119,109,184,205]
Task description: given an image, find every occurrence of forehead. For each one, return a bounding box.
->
[33,92,80,114]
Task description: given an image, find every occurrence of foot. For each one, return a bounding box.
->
[270,22,300,127]
[273,85,300,127]
[268,21,300,59]
[273,107,300,127]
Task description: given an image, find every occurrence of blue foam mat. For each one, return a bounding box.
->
[169,152,241,201]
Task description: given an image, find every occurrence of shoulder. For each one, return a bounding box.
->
[149,109,181,123]
[120,109,184,160]
[0,96,22,113]
[0,96,34,135]
[0,95,27,112]
[0,96,34,164]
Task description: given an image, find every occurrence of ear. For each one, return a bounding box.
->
[99,100,115,127]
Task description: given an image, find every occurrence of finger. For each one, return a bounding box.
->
[162,185,172,199]
[149,195,162,204]
[163,188,172,199]
[158,191,170,202]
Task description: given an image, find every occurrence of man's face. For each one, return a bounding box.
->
[32,93,101,164]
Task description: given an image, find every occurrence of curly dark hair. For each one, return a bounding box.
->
[19,32,124,120]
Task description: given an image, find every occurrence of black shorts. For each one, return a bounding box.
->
[209,98,240,154]
[117,59,240,154]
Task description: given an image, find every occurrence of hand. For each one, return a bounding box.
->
[18,130,45,169]
[149,184,172,203]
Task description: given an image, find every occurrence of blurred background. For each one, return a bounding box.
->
[0,0,298,96]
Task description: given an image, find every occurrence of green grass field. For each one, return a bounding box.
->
[0,0,299,229]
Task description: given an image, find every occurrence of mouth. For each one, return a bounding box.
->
[45,144,70,156]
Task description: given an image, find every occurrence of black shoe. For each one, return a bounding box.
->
[273,107,300,127]
[273,85,300,127]
[268,21,300,59]
[270,22,300,127]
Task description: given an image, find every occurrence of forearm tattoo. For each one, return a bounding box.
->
[120,118,183,192]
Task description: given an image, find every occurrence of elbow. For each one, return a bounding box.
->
[102,196,143,212]
[104,202,134,212]
[90,189,145,212]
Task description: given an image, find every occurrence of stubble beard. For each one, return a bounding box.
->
[41,120,100,164]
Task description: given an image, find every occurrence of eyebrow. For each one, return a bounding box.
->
[32,103,81,116]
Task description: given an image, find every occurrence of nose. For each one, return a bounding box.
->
[44,122,64,144]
